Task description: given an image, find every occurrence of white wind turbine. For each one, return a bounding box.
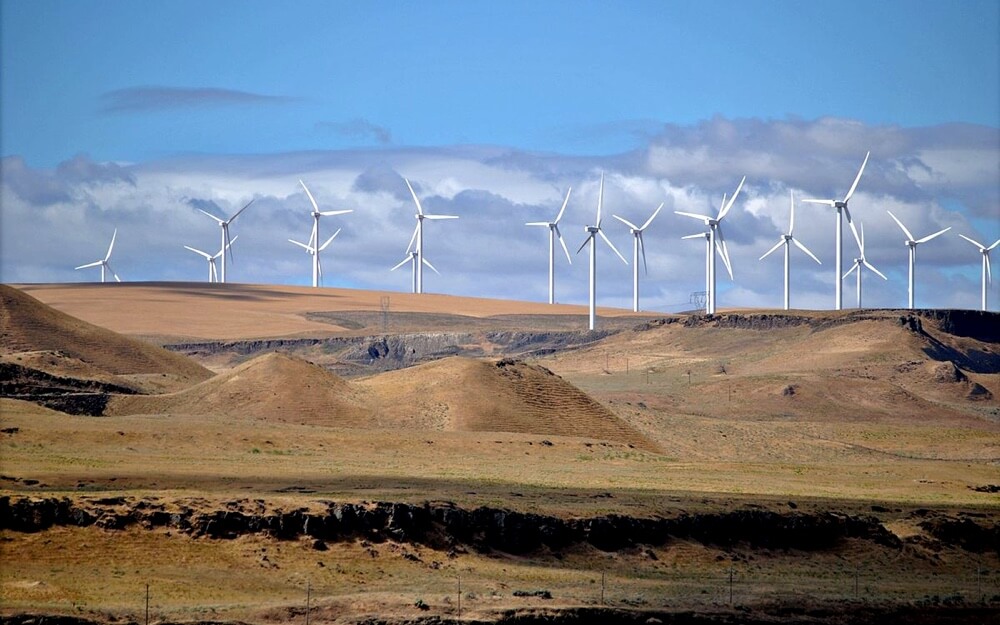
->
[759,190,822,310]
[197,199,253,284]
[404,178,458,294]
[184,235,237,283]
[802,151,870,310]
[844,222,887,309]
[75,228,121,283]
[886,211,951,309]
[675,176,745,315]
[576,173,628,331]
[298,180,352,288]
[959,235,1000,311]
[289,229,340,287]
[525,188,573,304]
[390,250,440,294]
[613,202,663,312]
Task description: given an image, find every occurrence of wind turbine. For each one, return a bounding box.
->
[184,235,237,283]
[576,173,628,331]
[298,180,352,288]
[391,250,440,294]
[289,229,340,287]
[75,229,120,283]
[802,151,870,310]
[525,188,573,304]
[404,178,458,294]
[843,222,887,309]
[886,211,951,309]
[959,235,1000,311]
[675,176,745,314]
[613,202,663,312]
[759,190,822,310]
[197,199,253,284]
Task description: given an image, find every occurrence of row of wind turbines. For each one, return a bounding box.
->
[74,153,999,326]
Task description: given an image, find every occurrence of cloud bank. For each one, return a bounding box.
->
[2,116,997,312]
[100,86,295,113]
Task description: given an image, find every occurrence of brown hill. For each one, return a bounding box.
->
[106,352,372,427]
[0,285,211,392]
[356,356,657,450]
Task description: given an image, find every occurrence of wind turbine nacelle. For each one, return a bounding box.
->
[585,226,600,233]
[835,201,848,209]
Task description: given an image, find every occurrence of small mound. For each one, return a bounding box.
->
[106,352,371,426]
[358,356,656,450]
[0,285,211,391]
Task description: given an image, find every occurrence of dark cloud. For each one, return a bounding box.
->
[1,154,133,206]
[100,86,296,113]
[315,119,392,145]
[351,163,408,200]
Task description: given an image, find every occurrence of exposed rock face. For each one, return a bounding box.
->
[0,496,915,554]
[931,361,968,383]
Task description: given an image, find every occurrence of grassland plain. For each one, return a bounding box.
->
[2,283,999,624]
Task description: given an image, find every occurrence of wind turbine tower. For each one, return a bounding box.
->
[614,202,663,312]
[526,188,573,304]
[844,222,887,308]
[576,173,628,330]
[886,211,950,309]
[802,151,870,311]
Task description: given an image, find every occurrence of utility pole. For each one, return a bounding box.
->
[305,581,311,625]
[145,584,149,625]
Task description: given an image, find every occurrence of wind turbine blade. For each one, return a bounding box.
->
[105,229,117,261]
[406,223,419,253]
[598,229,628,264]
[423,214,459,220]
[317,255,323,281]
[793,238,822,264]
[75,260,102,270]
[288,239,312,252]
[422,257,441,275]
[848,218,862,253]
[320,209,352,217]
[863,259,888,281]
[844,151,870,204]
[197,208,224,223]
[228,199,254,223]
[390,256,411,272]
[227,234,239,249]
[844,261,860,279]
[404,178,424,215]
[681,233,705,240]
[612,214,640,230]
[719,176,746,219]
[576,234,593,255]
[639,233,648,275]
[715,229,734,279]
[210,263,217,282]
[318,229,340,251]
[801,199,836,207]
[225,228,235,262]
[640,202,664,231]
[300,179,320,213]
[915,227,951,244]
[525,221,550,227]
[988,239,1000,251]
[788,191,795,236]
[596,172,604,226]
[959,234,986,250]
[987,255,993,284]
[555,226,572,264]
[107,263,121,282]
[555,187,572,224]
[674,210,711,222]
[184,245,213,259]
[759,239,784,261]
[886,210,914,242]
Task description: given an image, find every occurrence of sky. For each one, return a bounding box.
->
[2,0,999,312]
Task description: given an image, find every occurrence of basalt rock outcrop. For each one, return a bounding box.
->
[0,496,932,555]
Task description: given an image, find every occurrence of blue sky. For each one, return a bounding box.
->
[2,0,998,311]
